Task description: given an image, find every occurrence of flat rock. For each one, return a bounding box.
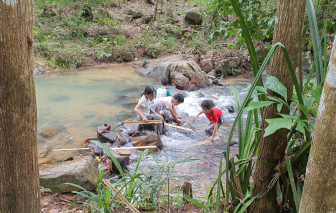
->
[97,126,117,143]
[39,156,99,193]
[41,128,58,137]
[132,133,163,151]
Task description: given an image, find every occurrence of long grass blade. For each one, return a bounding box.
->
[216,154,224,213]
[229,0,265,102]
[285,156,300,212]
[306,0,324,84]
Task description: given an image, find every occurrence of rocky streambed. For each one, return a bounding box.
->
[37,56,255,196]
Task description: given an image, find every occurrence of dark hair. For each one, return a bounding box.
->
[201,100,214,109]
[142,86,155,97]
[173,93,184,103]
[161,77,169,86]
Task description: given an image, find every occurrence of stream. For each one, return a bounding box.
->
[35,62,254,197]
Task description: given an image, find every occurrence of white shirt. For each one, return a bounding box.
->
[137,95,150,119]
[154,96,173,109]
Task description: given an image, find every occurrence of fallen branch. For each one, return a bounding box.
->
[53,148,91,151]
[184,136,220,148]
[110,146,157,150]
[123,120,162,125]
[102,179,140,213]
[165,123,193,131]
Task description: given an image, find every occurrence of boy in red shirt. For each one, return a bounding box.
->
[195,100,224,142]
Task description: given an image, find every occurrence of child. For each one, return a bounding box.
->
[134,86,164,135]
[153,94,184,123]
[155,77,172,99]
[195,100,224,142]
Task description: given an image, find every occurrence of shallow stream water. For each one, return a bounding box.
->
[35,63,254,196]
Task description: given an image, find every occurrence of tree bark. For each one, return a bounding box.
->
[299,35,336,213]
[249,0,306,212]
[0,1,40,212]
[153,0,160,21]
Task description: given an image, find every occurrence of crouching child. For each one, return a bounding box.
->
[195,100,224,142]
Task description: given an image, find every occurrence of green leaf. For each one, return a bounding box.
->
[255,86,267,94]
[279,114,297,119]
[299,104,308,118]
[244,101,275,111]
[285,157,300,212]
[302,95,315,110]
[265,75,287,101]
[276,181,283,203]
[264,118,292,137]
[277,103,283,113]
[306,0,324,84]
[313,85,322,104]
[297,121,305,134]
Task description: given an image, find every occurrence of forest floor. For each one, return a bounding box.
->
[40,190,207,213]
[33,0,237,73]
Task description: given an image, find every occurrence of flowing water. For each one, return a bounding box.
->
[35,63,254,196]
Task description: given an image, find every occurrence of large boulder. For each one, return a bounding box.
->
[149,60,208,91]
[170,61,208,91]
[185,12,202,25]
[39,156,98,193]
[50,51,68,64]
[200,58,213,73]
[221,57,241,78]
[131,134,163,151]
[147,61,171,80]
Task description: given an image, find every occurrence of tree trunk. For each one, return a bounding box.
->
[153,0,160,21]
[298,34,303,91]
[249,0,306,212]
[299,35,336,213]
[0,1,40,212]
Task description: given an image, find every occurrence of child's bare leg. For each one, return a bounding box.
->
[205,122,214,136]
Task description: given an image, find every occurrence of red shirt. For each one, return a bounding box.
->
[205,107,224,124]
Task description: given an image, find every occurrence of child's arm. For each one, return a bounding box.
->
[210,122,218,141]
[134,104,148,122]
[169,107,183,123]
[194,110,204,121]
[172,105,182,119]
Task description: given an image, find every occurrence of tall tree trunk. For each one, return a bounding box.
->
[0,1,40,212]
[153,0,160,21]
[249,0,306,212]
[299,35,336,213]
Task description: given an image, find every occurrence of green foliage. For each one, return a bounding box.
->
[68,141,199,212]
[208,0,277,44]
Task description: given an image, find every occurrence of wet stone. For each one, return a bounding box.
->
[226,105,234,113]
[132,133,163,151]
[41,128,58,137]
[109,154,130,174]
[97,126,117,144]
[39,156,99,193]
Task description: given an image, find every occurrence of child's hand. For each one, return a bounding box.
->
[209,136,215,142]
[177,119,183,123]
[194,115,199,122]
[142,116,148,123]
